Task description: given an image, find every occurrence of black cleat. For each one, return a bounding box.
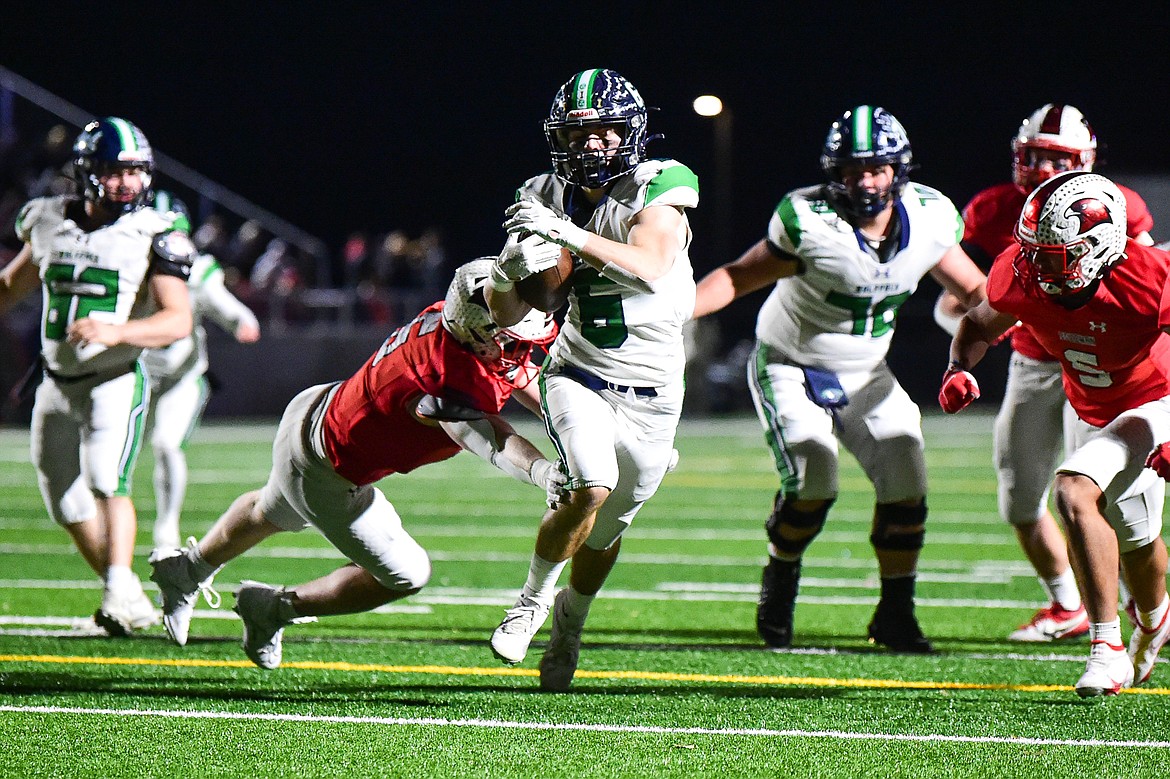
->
[757,558,800,648]
[867,606,935,654]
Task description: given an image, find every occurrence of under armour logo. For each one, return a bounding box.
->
[1089,321,1107,332]
[873,267,892,279]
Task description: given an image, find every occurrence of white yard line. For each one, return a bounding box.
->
[0,705,1163,749]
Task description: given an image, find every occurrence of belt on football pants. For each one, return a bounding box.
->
[44,361,137,385]
[557,364,657,398]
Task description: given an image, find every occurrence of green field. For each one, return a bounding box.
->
[1,412,1167,778]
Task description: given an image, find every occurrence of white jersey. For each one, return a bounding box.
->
[756,182,963,373]
[16,195,177,377]
[142,253,258,380]
[518,160,699,386]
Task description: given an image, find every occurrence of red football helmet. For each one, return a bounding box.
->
[1012,104,1097,194]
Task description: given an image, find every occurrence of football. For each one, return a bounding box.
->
[516,247,574,312]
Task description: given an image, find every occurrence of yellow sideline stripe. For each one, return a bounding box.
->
[1,653,1168,696]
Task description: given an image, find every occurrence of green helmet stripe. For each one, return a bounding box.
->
[852,106,873,153]
[572,69,600,109]
[107,117,138,151]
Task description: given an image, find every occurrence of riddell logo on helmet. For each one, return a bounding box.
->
[567,109,600,121]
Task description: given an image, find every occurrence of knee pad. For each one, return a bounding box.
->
[765,492,833,557]
[870,501,927,552]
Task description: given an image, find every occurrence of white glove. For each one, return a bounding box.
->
[503,200,590,254]
[529,458,568,509]
[496,232,563,282]
[666,448,680,473]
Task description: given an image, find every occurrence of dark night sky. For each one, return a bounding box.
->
[3,3,1170,278]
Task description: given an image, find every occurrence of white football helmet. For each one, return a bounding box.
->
[441,258,556,385]
[1012,104,1097,193]
[1013,171,1127,296]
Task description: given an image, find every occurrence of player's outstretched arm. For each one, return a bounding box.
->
[929,245,987,313]
[939,300,1017,414]
[441,414,566,507]
[693,239,796,318]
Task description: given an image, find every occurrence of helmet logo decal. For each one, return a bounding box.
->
[567,108,600,121]
[1065,198,1113,236]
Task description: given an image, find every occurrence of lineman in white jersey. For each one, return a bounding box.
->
[485,68,697,689]
[694,106,986,653]
[0,117,194,636]
[142,192,260,553]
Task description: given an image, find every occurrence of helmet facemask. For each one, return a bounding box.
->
[1013,171,1126,298]
[441,259,558,388]
[545,68,650,188]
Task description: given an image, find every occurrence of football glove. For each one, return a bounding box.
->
[530,458,569,509]
[1146,442,1170,481]
[503,200,589,254]
[938,366,980,414]
[495,232,563,282]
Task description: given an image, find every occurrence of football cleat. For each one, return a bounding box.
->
[1008,603,1090,642]
[867,605,935,654]
[1128,599,1170,685]
[1075,639,1133,697]
[149,539,220,647]
[94,576,159,637]
[490,595,550,665]
[757,558,800,648]
[539,588,583,692]
[234,581,314,670]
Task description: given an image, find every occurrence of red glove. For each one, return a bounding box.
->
[1146,442,1170,481]
[938,366,980,414]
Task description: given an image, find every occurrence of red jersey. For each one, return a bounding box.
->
[321,302,518,485]
[987,240,1170,427]
[963,181,1154,360]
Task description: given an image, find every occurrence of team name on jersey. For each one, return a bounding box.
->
[1059,331,1096,346]
[51,249,100,264]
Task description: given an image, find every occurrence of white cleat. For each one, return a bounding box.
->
[234,581,296,670]
[1129,600,1170,685]
[1075,639,1133,698]
[149,539,220,646]
[539,588,582,692]
[94,576,159,637]
[1008,603,1089,642]
[490,596,550,665]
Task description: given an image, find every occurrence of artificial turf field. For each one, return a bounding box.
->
[0,411,1167,778]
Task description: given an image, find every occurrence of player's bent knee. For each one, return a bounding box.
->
[373,552,432,593]
[870,500,927,551]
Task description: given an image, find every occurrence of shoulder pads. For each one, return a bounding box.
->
[150,229,197,280]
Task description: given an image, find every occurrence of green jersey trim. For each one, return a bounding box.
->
[775,194,803,249]
[643,164,699,208]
